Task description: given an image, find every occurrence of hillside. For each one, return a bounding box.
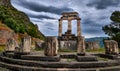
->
[0,0,45,40]
[0,21,16,45]
[85,37,108,47]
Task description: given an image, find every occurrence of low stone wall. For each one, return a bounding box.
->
[59,41,77,50]
[0,55,120,68]
[86,41,100,50]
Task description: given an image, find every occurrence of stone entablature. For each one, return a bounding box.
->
[58,12,81,37]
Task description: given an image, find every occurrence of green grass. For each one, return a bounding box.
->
[58,49,76,52]
[0,45,5,52]
[67,58,75,62]
[34,47,44,51]
[97,57,109,61]
[86,48,105,53]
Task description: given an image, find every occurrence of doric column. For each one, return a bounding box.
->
[77,36,85,55]
[59,19,62,36]
[68,19,72,34]
[77,18,81,36]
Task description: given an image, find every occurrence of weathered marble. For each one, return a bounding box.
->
[15,36,31,54]
[5,38,17,52]
[44,37,58,56]
[59,41,77,50]
[20,36,31,54]
[58,12,84,52]
[104,40,119,55]
[77,36,85,55]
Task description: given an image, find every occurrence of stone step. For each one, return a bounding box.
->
[21,55,60,62]
[0,56,120,68]
[76,56,98,62]
[60,54,76,58]
[0,59,120,71]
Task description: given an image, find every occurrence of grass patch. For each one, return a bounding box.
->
[34,47,44,51]
[67,58,75,62]
[58,49,76,52]
[97,57,109,61]
[0,45,5,52]
[86,48,105,53]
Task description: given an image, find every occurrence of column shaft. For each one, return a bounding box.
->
[68,20,71,34]
[59,19,62,36]
[77,19,81,36]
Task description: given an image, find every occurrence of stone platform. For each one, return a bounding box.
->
[76,56,98,62]
[1,51,120,71]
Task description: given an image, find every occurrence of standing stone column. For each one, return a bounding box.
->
[44,37,58,56]
[68,19,72,34]
[77,18,81,36]
[5,38,17,52]
[77,36,85,55]
[59,19,62,36]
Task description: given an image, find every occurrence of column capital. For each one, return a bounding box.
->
[77,18,81,20]
[59,19,62,21]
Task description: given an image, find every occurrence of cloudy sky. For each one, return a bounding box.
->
[11,0,120,38]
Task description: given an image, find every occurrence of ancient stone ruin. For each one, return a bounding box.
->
[58,12,85,55]
[5,38,17,52]
[2,12,120,71]
[44,37,58,56]
[14,36,31,55]
[86,41,100,50]
[104,40,119,55]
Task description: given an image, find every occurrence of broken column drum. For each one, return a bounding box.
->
[77,36,85,55]
[5,38,17,52]
[19,36,31,54]
[104,40,119,55]
[58,12,85,54]
[44,37,58,56]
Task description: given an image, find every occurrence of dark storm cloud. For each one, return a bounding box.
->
[15,0,73,15]
[83,28,102,34]
[82,19,103,34]
[29,14,56,19]
[82,19,103,27]
[87,0,120,9]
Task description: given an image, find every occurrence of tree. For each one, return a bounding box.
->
[102,11,120,46]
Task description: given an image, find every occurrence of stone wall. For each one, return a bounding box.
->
[86,41,100,50]
[59,41,77,50]
[104,40,119,55]
[44,37,58,56]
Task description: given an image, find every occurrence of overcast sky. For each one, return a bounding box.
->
[11,0,120,38]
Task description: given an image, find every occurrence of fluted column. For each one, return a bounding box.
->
[77,36,85,55]
[68,19,72,34]
[59,19,62,36]
[77,18,81,36]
